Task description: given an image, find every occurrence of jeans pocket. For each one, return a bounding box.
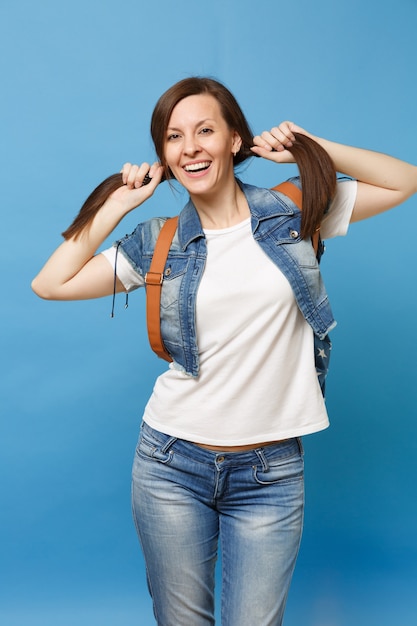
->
[253,451,304,486]
[136,428,176,465]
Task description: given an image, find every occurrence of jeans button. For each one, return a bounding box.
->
[217,455,225,463]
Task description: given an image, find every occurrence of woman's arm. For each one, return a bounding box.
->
[31,162,163,300]
[251,123,417,222]
[308,136,417,222]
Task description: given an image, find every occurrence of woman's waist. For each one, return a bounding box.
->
[193,439,289,452]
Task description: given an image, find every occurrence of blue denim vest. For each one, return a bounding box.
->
[117,179,335,391]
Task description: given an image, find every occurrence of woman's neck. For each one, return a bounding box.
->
[190,180,250,229]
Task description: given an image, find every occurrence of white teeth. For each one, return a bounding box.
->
[184,161,211,172]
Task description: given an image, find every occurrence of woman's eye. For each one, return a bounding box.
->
[167,133,180,141]
[200,128,213,135]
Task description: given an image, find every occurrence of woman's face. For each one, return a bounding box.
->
[164,94,241,196]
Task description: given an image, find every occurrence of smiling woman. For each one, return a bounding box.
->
[162,94,245,227]
[31,76,417,626]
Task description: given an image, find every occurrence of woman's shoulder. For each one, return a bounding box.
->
[123,215,175,239]
[110,216,175,262]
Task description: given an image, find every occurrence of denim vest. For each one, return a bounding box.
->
[117,179,335,392]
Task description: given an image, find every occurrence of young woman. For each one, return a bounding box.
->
[32,77,417,626]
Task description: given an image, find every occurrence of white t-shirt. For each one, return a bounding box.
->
[102,180,357,445]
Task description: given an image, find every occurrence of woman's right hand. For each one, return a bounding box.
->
[109,162,164,214]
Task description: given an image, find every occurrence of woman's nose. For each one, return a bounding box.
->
[183,134,201,155]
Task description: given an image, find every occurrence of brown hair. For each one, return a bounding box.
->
[62,77,336,241]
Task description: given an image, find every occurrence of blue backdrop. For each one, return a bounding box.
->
[1,1,416,624]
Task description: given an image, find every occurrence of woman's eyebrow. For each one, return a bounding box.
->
[167,118,216,131]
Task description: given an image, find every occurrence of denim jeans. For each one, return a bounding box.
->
[131,422,304,626]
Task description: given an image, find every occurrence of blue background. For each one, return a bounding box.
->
[1,1,416,624]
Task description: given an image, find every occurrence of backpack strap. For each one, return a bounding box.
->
[146,181,317,363]
[271,181,320,255]
[145,216,178,362]
[271,181,303,209]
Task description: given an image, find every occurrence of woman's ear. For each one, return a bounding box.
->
[232,132,243,156]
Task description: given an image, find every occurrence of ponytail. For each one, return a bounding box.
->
[61,173,124,240]
[286,133,337,239]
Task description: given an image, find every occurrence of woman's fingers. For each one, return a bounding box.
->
[121,162,153,188]
[111,162,164,211]
[148,162,164,184]
[253,122,296,152]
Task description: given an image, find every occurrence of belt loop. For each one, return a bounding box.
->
[161,436,178,454]
[296,437,304,456]
[255,448,269,472]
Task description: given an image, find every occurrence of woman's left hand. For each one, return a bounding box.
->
[251,121,307,163]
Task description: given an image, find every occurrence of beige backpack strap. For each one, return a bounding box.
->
[271,181,320,255]
[145,216,178,362]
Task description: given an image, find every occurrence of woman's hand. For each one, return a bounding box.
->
[251,122,310,163]
[110,161,164,214]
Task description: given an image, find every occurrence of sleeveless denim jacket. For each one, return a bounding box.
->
[116,179,335,393]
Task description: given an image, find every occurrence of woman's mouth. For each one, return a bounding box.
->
[183,161,212,174]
